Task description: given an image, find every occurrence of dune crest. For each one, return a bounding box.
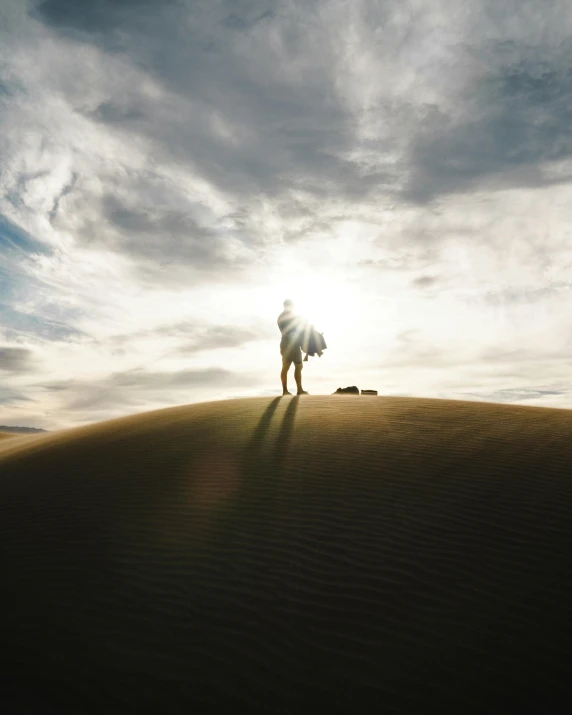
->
[0,431,18,441]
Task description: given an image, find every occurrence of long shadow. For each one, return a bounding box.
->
[240,396,300,485]
[241,396,282,477]
[196,395,302,633]
[204,397,287,577]
[273,396,299,473]
[234,396,301,590]
[262,396,300,533]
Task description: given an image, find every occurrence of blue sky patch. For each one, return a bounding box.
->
[0,215,52,258]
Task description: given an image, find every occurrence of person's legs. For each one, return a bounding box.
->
[281,358,292,395]
[294,362,307,394]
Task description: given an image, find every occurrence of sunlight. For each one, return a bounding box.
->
[264,262,362,344]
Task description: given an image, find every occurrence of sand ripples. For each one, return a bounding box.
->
[1,396,572,712]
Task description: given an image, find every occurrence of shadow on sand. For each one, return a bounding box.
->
[241,396,300,483]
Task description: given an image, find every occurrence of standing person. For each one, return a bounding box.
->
[277,299,309,396]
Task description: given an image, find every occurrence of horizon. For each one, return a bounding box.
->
[2,0,572,429]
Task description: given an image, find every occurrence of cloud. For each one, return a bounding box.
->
[48,172,78,224]
[358,247,441,272]
[0,214,85,343]
[0,215,51,310]
[100,192,245,271]
[108,321,267,345]
[0,214,51,257]
[459,387,567,404]
[90,100,145,124]
[171,325,263,355]
[111,367,248,389]
[0,305,83,342]
[406,38,572,201]
[39,365,258,414]
[0,347,36,373]
[24,0,572,237]
[412,275,439,289]
[33,0,394,210]
[0,386,32,405]
[481,282,571,306]
[478,345,569,364]
[383,344,471,370]
[50,166,260,285]
[34,0,170,34]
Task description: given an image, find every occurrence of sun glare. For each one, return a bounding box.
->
[265,267,362,344]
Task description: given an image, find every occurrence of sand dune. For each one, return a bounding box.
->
[1,395,571,712]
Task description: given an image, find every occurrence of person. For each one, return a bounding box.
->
[277,299,309,395]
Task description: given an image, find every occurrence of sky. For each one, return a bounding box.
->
[2,0,572,430]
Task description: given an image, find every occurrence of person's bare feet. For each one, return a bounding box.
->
[297,390,309,395]
[283,390,292,395]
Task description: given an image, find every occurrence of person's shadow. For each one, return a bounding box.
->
[241,396,300,484]
[273,396,299,470]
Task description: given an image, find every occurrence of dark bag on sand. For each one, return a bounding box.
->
[333,386,359,395]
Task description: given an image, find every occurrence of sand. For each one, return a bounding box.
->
[1,395,571,712]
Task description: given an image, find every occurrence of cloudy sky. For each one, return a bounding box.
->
[2,0,572,429]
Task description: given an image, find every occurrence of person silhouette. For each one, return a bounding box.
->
[277,299,309,396]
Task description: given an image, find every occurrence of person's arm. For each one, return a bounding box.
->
[295,314,309,332]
